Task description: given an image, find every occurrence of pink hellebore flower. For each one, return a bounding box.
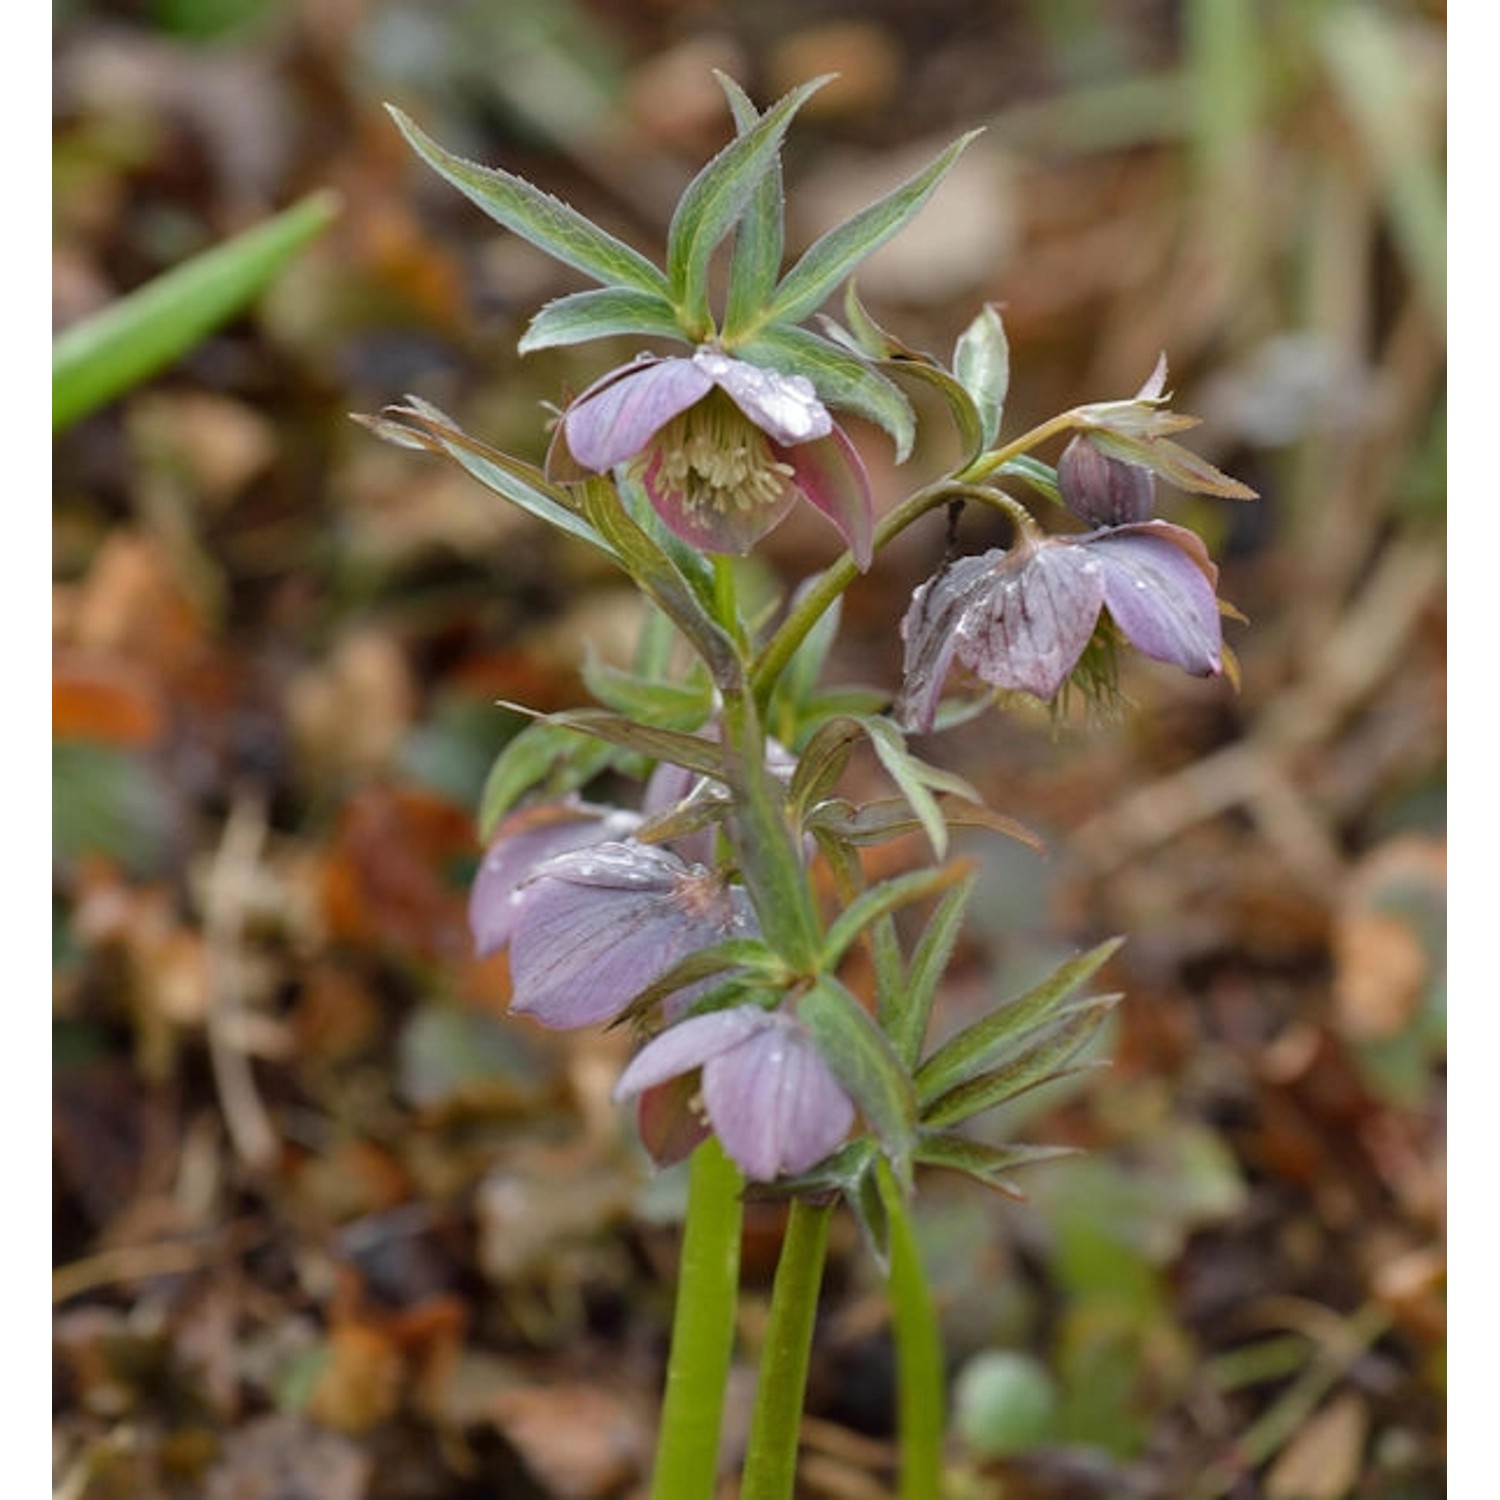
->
[505,841,759,1030]
[613,1005,856,1182]
[898,522,1223,729]
[553,348,874,568]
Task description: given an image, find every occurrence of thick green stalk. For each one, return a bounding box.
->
[739,1200,834,1500]
[878,1160,947,1500]
[650,1138,745,1500]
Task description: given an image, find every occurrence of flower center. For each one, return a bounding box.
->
[642,389,795,517]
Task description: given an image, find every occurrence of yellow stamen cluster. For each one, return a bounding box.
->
[647,390,794,516]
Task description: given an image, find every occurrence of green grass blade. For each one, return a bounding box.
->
[52,190,338,433]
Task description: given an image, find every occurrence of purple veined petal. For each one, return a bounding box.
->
[640,443,797,556]
[692,349,832,447]
[1056,435,1155,527]
[701,1015,855,1180]
[897,552,1000,733]
[780,424,874,571]
[1087,529,1223,677]
[508,843,755,1029]
[956,541,1105,702]
[469,800,642,957]
[613,1005,775,1098]
[563,356,712,472]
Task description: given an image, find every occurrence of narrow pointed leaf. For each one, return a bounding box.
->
[788,715,864,824]
[581,652,715,728]
[916,938,1124,1104]
[805,796,1043,851]
[820,861,976,973]
[813,833,907,1032]
[1088,430,1259,499]
[718,74,787,339]
[359,399,613,556]
[913,1132,1078,1197]
[995,454,1063,507]
[879,356,985,466]
[518,286,685,352]
[798,976,916,1168]
[953,303,1010,451]
[888,870,978,1065]
[858,714,970,858]
[388,106,669,296]
[922,997,1120,1128]
[505,705,730,780]
[737,324,916,460]
[665,76,829,330]
[54,191,338,432]
[610,942,784,1027]
[762,131,982,327]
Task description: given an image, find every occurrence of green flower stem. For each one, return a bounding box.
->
[740,1199,835,1500]
[749,413,1079,704]
[650,1137,745,1500]
[878,1160,947,1500]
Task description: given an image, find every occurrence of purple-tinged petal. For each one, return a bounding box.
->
[469,800,641,957]
[701,1015,855,1180]
[897,552,999,733]
[613,1005,774,1098]
[641,442,796,556]
[1088,529,1223,677]
[780,424,874,570]
[693,349,832,447]
[563,356,711,472]
[955,541,1105,701]
[1057,435,1155,527]
[509,843,757,1029]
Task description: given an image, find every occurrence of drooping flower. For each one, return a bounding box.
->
[898,521,1223,729]
[505,841,759,1030]
[551,347,874,567]
[469,798,642,959]
[613,1005,855,1181]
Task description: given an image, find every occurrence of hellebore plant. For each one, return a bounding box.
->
[364,74,1255,1500]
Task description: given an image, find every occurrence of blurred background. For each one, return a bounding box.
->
[53,2,1446,1496]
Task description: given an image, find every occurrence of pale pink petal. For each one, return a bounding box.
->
[693,349,832,446]
[613,1006,775,1098]
[1088,529,1222,677]
[781,424,874,570]
[563,356,711,472]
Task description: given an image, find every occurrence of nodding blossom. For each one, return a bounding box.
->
[613,1005,855,1182]
[551,347,874,568]
[501,840,759,1030]
[898,521,1223,728]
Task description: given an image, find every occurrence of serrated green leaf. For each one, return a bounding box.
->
[759,130,981,329]
[477,723,617,838]
[805,796,1042,852]
[665,76,829,333]
[787,716,863,825]
[581,650,715,729]
[859,714,970,858]
[358,399,613,556]
[914,1132,1079,1197]
[889,871,978,1065]
[921,997,1119,1129]
[916,938,1124,1104]
[518,286,686,352]
[388,106,669,297]
[820,861,975,974]
[506,705,729,780]
[1086,430,1259,499]
[953,303,1010,451]
[53,191,338,432]
[736,324,916,460]
[882,356,986,465]
[798,976,916,1169]
[718,74,787,340]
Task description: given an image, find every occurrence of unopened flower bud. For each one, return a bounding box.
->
[1057,436,1155,528]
